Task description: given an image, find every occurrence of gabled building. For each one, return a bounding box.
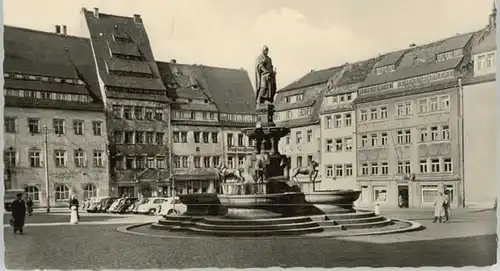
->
[3,25,109,206]
[275,67,344,192]
[354,30,482,208]
[319,58,379,191]
[157,61,256,195]
[462,7,497,208]
[82,8,170,198]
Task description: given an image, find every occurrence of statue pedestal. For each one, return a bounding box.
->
[256,103,275,127]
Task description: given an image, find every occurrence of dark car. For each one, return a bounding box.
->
[116,198,138,214]
[99,197,118,213]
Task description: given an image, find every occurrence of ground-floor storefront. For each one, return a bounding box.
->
[356,179,461,209]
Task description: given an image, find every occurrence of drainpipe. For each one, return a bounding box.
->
[458,76,466,208]
[168,107,174,197]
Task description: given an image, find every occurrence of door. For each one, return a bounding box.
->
[398,185,409,208]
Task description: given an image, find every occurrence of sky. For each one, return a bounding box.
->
[3,0,495,88]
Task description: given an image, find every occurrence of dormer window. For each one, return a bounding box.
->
[437,49,463,62]
[286,94,303,104]
[375,65,395,75]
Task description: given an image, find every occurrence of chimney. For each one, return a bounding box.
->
[62,25,67,35]
[133,14,142,24]
[55,25,61,34]
[171,59,177,64]
[93,7,99,18]
[409,43,416,48]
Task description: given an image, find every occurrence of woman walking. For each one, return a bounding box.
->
[433,192,445,223]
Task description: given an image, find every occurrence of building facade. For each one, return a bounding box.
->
[3,26,109,206]
[462,13,497,208]
[354,32,480,208]
[83,8,170,198]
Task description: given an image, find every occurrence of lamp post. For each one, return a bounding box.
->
[43,125,50,213]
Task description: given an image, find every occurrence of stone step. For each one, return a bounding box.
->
[162,215,205,222]
[158,219,196,227]
[194,220,319,231]
[151,222,175,230]
[321,225,345,232]
[187,226,324,237]
[340,218,393,230]
[202,216,312,226]
[331,215,386,225]
[325,211,375,220]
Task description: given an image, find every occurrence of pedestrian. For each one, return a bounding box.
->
[443,190,451,222]
[433,192,445,223]
[11,193,27,235]
[26,196,34,216]
[69,195,80,221]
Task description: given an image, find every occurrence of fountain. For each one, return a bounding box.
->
[139,46,422,237]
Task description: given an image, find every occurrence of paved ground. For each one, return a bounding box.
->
[3,208,497,269]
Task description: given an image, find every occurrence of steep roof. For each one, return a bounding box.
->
[279,66,342,92]
[3,25,103,107]
[472,27,496,54]
[83,9,167,96]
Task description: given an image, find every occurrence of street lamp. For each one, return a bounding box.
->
[43,125,50,213]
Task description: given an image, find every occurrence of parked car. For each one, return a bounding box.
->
[86,197,106,213]
[107,198,125,213]
[115,197,138,214]
[131,198,149,214]
[99,197,118,213]
[158,197,187,216]
[136,197,168,215]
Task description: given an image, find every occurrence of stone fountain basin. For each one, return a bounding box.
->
[217,193,301,219]
[302,190,362,215]
[217,193,297,208]
[179,193,223,216]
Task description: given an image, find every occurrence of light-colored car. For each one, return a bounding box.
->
[136,197,169,215]
[86,197,106,212]
[157,197,187,216]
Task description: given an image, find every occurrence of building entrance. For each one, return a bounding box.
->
[398,185,409,208]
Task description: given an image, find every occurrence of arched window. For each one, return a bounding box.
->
[83,184,97,199]
[25,185,40,201]
[55,184,70,201]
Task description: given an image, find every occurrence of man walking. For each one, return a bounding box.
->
[69,196,80,220]
[443,190,451,222]
[11,193,27,234]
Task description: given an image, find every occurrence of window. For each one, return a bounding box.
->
[134,106,144,120]
[370,108,378,120]
[443,158,452,172]
[53,119,65,135]
[296,156,303,167]
[4,150,16,167]
[442,125,450,140]
[146,132,154,144]
[191,111,196,120]
[419,99,428,113]
[194,156,201,168]
[83,184,97,199]
[238,156,245,166]
[227,133,233,147]
[227,157,235,168]
[345,138,353,151]
[404,161,411,174]
[335,139,343,151]
[125,156,134,169]
[55,184,70,201]
[371,134,378,147]
[361,163,369,175]
[173,156,181,168]
[155,108,163,121]
[213,156,220,168]
[380,106,388,119]
[202,112,208,120]
[326,139,333,152]
[325,165,334,177]
[145,107,153,120]
[28,118,40,134]
[360,109,368,121]
[431,159,440,173]
[334,115,342,128]
[397,131,404,144]
[25,185,40,201]
[135,131,145,144]
[173,132,180,143]
[54,150,66,167]
[381,133,388,146]
[29,150,41,167]
[124,106,133,119]
[181,156,188,168]
[444,185,454,202]
[113,105,122,118]
[419,128,428,142]
[361,135,368,147]
[286,111,292,119]
[156,132,164,145]
[326,116,333,128]
[345,164,353,176]
[157,156,166,169]
[73,120,84,135]
[381,162,389,175]
[203,132,210,144]
[477,55,486,70]
[204,157,211,168]
[93,150,104,167]
[487,53,495,68]
[430,97,439,111]
[420,160,428,173]
[296,131,303,144]
[92,121,102,136]
[211,132,218,143]
[422,185,439,204]
[307,130,313,143]
[430,127,439,141]
[404,101,412,115]
[397,162,404,174]
[238,134,244,146]
[136,156,146,169]
[404,130,411,144]
[344,113,352,127]
[5,117,16,133]
[371,162,378,175]
[335,165,343,177]
[396,103,404,116]
[374,187,387,202]
[74,149,85,167]
[440,96,450,110]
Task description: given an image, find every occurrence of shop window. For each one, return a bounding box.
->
[421,185,439,204]
[373,186,387,202]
